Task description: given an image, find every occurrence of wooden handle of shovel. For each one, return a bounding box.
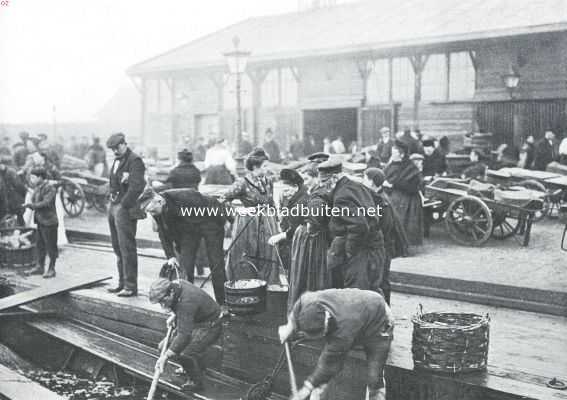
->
[284,341,298,396]
[147,325,173,400]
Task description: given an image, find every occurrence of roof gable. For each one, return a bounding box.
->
[128,0,567,75]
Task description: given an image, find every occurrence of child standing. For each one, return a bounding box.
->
[24,167,58,278]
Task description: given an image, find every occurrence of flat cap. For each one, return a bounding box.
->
[421,136,435,147]
[295,301,326,334]
[307,152,330,163]
[149,278,172,303]
[393,139,409,154]
[106,133,126,148]
[317,158,342,177]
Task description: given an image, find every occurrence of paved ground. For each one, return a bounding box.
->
[65,209,567,293]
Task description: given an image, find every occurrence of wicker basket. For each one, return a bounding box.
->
[411,305,490,374]
[0,227,37,269]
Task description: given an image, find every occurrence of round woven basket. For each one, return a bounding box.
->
[0,227,38,269]
[412,306,490,374]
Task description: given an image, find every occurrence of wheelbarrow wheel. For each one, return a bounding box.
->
[491,211,520,240]
[518,179,549,221]
[445,196,493,246]
[60,179,85,218]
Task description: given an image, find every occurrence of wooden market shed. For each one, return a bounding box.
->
[127,0,567,158]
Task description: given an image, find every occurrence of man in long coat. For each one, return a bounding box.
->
[320,159,386,293]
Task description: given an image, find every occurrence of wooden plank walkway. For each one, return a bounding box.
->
[0,363,64,400]
[0,276,111,312]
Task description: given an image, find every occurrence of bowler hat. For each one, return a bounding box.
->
[106,133,126,148]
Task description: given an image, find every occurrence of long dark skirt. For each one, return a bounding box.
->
[389,190,423,246]
[225,212,281,284]
[204,165,233,185]
[287,225,330,311]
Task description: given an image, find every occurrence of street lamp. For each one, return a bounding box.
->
[223,35,251,155]
[502,64,520,99]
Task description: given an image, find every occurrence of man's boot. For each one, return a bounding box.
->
[26,264,44,276]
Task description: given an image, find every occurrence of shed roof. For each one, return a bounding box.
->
[128,0,567,75]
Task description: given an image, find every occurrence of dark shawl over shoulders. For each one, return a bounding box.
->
[384,159,421,194]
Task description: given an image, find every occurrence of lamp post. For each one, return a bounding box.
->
[223,36,251,155]
[502,64,521,99]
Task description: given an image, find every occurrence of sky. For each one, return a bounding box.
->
[0,0,303,123]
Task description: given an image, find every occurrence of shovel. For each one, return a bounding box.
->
[146,325,173,400]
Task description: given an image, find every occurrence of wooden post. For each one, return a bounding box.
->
[140,78,147,147]
[248,68,269,148]
[356,58,373,147]
[170,79,177,161]
[291,66,303,140]
[208,70,225,141]
[445,53,451,102]
[410,54,429,128]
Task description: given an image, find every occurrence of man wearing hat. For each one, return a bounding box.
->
[0,156,26,224]
[279,289,394,400]
[106,133,146,297]
[307,152,330,164]
[150,278,223,391]
[318,159,386,292]
[162,149,201,190]
[139,187,228,304]
[422,137,447,177]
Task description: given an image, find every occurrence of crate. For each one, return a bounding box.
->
[412,306,490,374]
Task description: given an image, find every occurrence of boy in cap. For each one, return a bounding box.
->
[279,289,393,400]
[161,149,201,190]
[24,168,59,278]
[150,278,223,391]
[106,133,146,297]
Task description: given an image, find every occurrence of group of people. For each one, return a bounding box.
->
[109,135,409,398]
[0,131,69,279]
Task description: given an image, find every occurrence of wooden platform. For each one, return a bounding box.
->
[0,363,64,400]
[18,281,567,400]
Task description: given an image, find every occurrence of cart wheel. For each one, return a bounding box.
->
[60,180,85,218]
[445,196,493,246]
[518,180,550,221]
[491,211,521,240]
[92,195,108,213]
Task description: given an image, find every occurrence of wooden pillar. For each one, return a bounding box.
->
[410,54,429,128]
[207,71,225,143]
[356,58,373,147]
[445,53,451,102]
[291,66,302,140]
[140,78,147,147]
[388,58,395,132]
[157,79,161,114]
[170,79,177,161]
[248,68,269,148]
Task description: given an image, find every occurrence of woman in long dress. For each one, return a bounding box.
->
[222,148,282,284]
[384,140,424,246]
[286,163,332,311]
[268,168,310,272]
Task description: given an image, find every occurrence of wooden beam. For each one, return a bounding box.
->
[170,79,177,160]
[468,50,479,71]
[445,53,451,102]
[388,58,393,104]
[248,68,269,146]
[0,364,65,400]
[0,276,111,312]
[290,65,301,83]
[140,78,147,147]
